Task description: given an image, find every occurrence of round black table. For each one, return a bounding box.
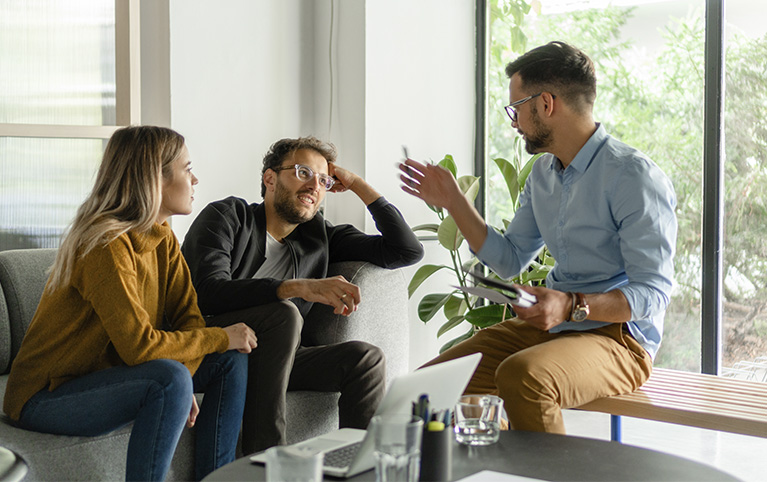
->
[0,447,27,482]
[203,431,740,481]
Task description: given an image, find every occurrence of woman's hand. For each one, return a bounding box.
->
[223,322,258,353]
[187,396,200,428]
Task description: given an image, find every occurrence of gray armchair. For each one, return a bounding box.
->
[0,249,409,481]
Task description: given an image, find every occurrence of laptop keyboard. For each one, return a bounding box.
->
[324,441,362,468]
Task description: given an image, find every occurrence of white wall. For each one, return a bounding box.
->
[363,0,476,367]
[167,0,477,370]
[169,0,309,236]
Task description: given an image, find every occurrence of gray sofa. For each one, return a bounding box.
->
[0,248,409,481]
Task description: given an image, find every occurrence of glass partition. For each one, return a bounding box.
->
[720,0,767,380]
[0,137,103,250]
[0,0,116,126]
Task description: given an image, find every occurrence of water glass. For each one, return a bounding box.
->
[265,445,323,482]
[370,414,423,482]
[454,394,503,446]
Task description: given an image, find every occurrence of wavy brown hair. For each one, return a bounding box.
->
[47,126,186,291]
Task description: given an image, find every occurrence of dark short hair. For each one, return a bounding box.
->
[505,41,597,112]
[261,136,337,197]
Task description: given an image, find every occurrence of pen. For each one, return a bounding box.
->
[402,145,410,161]
[417,393,429,422]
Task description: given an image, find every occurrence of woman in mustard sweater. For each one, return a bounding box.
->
[3,126,257,481]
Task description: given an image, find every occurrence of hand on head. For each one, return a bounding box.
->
[328,163,356,193]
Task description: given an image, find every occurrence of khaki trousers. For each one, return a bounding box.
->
[422,319,653,433]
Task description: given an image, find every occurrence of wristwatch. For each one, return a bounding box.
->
[570,292,590,322]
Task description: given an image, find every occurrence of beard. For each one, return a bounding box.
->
[521,104,553,154]
[273,177,321,224]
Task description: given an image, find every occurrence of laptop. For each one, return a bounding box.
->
[249,352,482,478]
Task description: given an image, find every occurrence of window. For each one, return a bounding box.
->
[721,1,767,378]
[484,0,767,375]
[0,0,140,251]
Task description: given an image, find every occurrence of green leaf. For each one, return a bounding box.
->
[492,157,521,206]
[418,293,453,322]
[438,155,457,178]
[465,304,509,329]
[437,315,466,338]
[439,329,473,354]
[443,294,468,319]
[408,264,449,298]
[457,175,481,203]
[437,215,464,251]
[411,223,439,234]
[462,257,481,272]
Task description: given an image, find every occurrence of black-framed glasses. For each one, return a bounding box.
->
[504,92,555,123]
[272,164,336,190]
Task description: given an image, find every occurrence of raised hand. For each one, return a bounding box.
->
[398,159,462,211]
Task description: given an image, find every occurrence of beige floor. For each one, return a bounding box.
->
[562,410,766,481]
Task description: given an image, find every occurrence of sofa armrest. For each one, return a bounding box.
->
[301,261,409,386]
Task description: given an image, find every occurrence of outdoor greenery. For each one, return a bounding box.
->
[486,0,767,370]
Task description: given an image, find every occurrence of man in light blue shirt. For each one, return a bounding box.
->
[400,41,677,433]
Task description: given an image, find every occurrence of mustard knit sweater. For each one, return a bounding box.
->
[3,222,229,421]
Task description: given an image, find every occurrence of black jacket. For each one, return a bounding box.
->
[181,196,424,317]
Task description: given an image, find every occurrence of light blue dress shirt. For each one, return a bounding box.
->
[477,124,677,359]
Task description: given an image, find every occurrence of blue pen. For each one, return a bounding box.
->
[417,394,429,422]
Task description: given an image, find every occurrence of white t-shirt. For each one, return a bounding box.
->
[253,232,294,280]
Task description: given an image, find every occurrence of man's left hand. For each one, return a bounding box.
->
[512,285,571,331]
[328,164,357,193]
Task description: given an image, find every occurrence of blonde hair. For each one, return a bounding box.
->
[47,126,186,291]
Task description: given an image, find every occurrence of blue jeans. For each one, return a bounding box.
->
[18,352,248,481]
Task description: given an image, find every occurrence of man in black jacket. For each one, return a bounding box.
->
[182,136,424,454]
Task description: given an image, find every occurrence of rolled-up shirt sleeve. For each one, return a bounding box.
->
[613,156,677,321]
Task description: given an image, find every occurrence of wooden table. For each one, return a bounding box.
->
[203,430,739,481]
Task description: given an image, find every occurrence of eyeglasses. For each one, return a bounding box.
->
[273,164,336,190]
[504,92,555,123]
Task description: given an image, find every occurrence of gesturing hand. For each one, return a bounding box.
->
[280,276,361,316]
[398,159,462,211]
[223,322,258,353]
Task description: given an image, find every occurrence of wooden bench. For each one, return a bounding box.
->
[577,368,767,442]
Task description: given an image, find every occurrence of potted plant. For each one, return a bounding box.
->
[407,151,554,353]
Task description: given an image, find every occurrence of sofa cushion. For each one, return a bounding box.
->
[0,282,10,374]
[0,249,57,365]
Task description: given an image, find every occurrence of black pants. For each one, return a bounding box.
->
[206,301,386,454]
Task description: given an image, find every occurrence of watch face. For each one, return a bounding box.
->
[572,309,588,322]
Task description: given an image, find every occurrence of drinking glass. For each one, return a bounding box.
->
[454,394,503,446]
[370,414,423,482]
[265,445,323,482]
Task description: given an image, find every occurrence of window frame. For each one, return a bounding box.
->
[0,0,142,141]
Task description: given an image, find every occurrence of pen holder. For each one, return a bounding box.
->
[419,425,452,481]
